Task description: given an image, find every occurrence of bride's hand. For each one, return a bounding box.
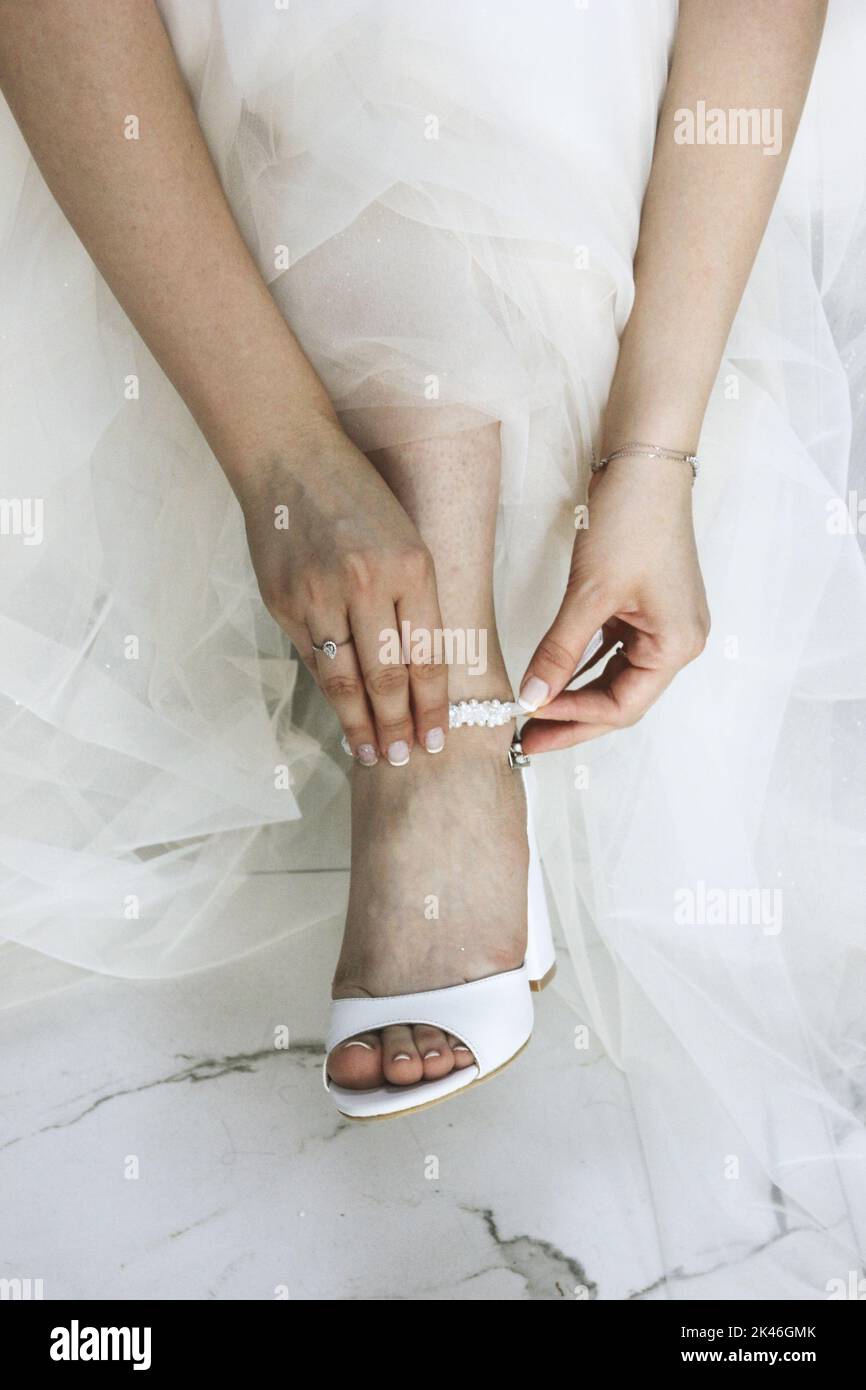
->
[236,415,448,765]
[518,459,710,752]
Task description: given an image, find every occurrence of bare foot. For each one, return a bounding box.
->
[326,718,528,1089]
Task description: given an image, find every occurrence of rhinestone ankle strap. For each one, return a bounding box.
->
[450,698,530,767]
[339,696,529,765]
[448,697,520,728]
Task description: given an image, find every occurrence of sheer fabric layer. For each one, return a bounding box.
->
[0,0,864,1292]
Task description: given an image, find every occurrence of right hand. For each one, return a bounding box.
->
[519,453,710,752]
[235,413,449,766]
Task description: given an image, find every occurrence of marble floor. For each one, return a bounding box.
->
[2,886,853,1301]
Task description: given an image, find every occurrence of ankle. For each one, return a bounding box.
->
[447,639,512,694]
[442,715,517,765]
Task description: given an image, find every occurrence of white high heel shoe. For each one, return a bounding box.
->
[324,708,556,1120]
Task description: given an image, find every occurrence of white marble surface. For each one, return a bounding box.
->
[1,884,815,1302]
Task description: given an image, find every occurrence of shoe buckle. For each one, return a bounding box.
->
[507,734,531,769]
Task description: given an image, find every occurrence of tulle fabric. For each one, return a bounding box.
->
[1,0,865,1293]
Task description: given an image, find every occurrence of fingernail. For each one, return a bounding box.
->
[518,676,550,712]
[357,744,378,766]
[341,1039,374,1052]
[423,1049,441,1060]
[387,740,410,766]
[424,726,445,753]
[392,1052,412,1062]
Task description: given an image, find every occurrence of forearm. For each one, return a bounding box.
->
[0,0,336,487]
[603,0,827,451]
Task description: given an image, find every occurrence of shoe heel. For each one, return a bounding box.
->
[529,961,557,992]
[522,765,556,990]
[526,865,556,991]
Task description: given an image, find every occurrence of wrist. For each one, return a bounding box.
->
[603,350,711,456]
[215,400,342,501]
[600,394,705,459]
[589,432,699,501]
[589,451,697,496]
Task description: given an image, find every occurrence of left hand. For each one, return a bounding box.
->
[518,457,710,752]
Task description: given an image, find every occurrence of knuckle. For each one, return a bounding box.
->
[535,633,577,675]
[342,723,373,746]
[300,564,333,610]
[341,549,380,593]
[680,621,710,663]
[409,658,444,684]
[400,544,434,584]
[321,674,364,702]
[375,714,412,738]
[366,664,409,699]
[260,582,295,626]
[416,707,448,732]
[568,573,613,609]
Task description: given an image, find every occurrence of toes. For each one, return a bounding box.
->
[412,1025,454,1079]
[447,1033,476,1070]
[326,1031,383,1089]
[328,1025,474,1090]
[381,1025,423,1085]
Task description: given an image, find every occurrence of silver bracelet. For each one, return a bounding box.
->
[591,440,700,483]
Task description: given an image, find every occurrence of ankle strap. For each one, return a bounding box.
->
[339,697,530,764]
[448,698,520,728]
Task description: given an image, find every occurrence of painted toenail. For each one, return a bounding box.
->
[387,740,410,767]
[392,1052,412,1062]
[423,1049,441,1059]
[453,1045,471,1053]
[424,727,445,753]
[341,1039,374,1051]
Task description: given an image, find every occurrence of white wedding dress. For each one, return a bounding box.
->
[1,0,865,1296]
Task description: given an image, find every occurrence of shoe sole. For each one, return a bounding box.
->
[529,960,557,992]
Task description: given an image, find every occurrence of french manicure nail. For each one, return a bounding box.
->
[424,726,445,753]
[341,1039,374,1052]
[392,1052,412,1062]
[387,740,410,767]
[518,675,550,712]
[357,744,378,766]
[423,1050,441,1060]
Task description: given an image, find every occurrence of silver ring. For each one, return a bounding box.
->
[311,635,353,661]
